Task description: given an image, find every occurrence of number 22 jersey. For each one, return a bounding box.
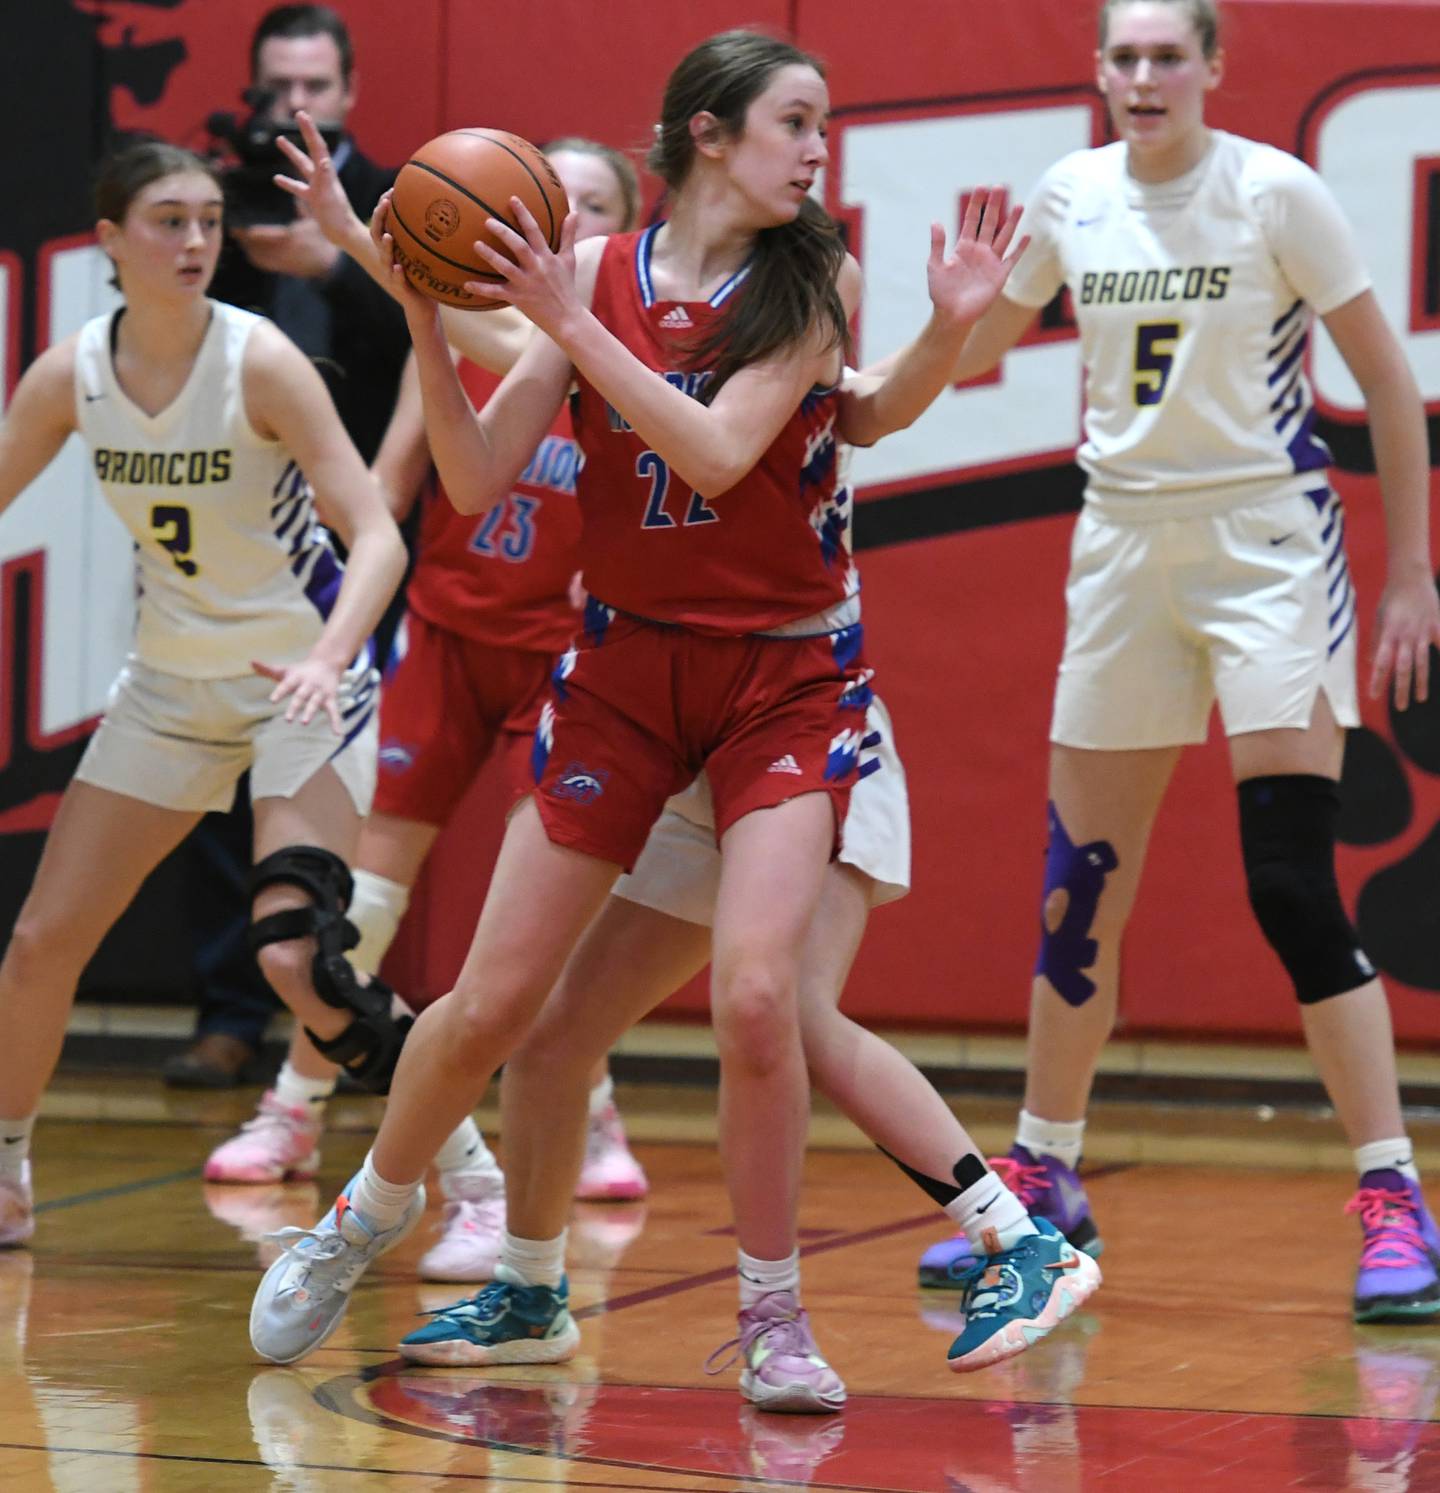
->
[571,226,858,636]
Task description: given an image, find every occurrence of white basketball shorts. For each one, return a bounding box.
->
[1051,484,1360,750]
[74,657,379,815]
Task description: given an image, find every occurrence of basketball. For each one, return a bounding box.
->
[387,129,570,311]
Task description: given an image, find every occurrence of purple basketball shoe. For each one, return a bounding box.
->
[1347,1169,1440,1323]
[917,1145,1104,1290]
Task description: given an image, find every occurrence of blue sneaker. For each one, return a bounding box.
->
[1348,1170,1440,1323]
[399,1266,581,1366]
[249,1172,425,1364]
[918,1145,1103,1289]
[946,1218,1101,1373]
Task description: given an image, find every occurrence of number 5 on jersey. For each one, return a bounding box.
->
[637,450,719,529]
[1134,321,1182,406]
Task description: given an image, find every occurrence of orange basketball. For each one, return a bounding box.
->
[387,129,570,311]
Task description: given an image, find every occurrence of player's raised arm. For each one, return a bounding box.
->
[476,222,852,498]
[0,342,79,520]
[839,191,1028,447]
[403,285,572,516]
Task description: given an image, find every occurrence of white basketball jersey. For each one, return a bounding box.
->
[75,301,346,679]
[1005,131,1372,510]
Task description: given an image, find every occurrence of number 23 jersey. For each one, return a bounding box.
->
[75,301,346,679]
[1004,130,1372,508]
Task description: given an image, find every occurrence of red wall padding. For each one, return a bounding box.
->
[100,0,1440,1040]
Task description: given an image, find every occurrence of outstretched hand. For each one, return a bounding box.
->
[273,110,362,247]
[465,199,581,338]
[926,187,1029,331]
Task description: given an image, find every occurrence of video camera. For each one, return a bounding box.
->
[206,88,343,227]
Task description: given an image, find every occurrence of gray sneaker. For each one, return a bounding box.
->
[249,1171,425,1364]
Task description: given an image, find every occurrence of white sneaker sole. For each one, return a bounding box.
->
[740,1368,847,1414]
[399,1314,581,1366]
[948,1250,1102,1373]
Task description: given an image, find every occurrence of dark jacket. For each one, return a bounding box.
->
[209,141,409,462]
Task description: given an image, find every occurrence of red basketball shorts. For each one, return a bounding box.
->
[531,609,873,871]
[372,610,553,825]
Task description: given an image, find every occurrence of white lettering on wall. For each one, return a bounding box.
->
[0,243,127,738]
[834,103,1095,492]
[1313,82,1440,413]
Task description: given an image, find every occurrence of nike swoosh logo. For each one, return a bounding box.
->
[2,1136,23,1144]
[975,1196,997,1215]
[1268,532,1296,546]
[84,392,106,402]
[1076,215,1103,228]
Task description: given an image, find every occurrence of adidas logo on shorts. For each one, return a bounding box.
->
[767,753,803,775]
[658,306,693,330]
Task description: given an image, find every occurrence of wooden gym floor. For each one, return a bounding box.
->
[3,1073,1440,1491]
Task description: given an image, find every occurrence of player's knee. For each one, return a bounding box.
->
[445,983,536,1065]
[253,934,312,1002]
[713,963,796,1069]
[1239,775,1377,1004]
[1034,801,1120,1009]
[3,910,78,985]
[248,845,411,1092]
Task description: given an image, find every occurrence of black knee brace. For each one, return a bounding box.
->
[247,846,411,1092]
[1238,775,1377,1004]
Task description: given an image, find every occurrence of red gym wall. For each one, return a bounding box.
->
[4,1,1440,1041]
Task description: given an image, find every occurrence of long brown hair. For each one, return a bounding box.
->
[647,29,848,402]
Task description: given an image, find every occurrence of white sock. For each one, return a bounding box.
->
[737,1247,800,1310]
[435,1117,505,1199]
[1017,1109,1085,1171]
[348,869,411,976]
[588,1073,614,1119]
[943,1165,1038,1253]
[350,1152,420,1230]
[0,1114,35,1181]
[1355,1137,1420,1184]
[273,1061,335,1113]
[498,1229,567,1288]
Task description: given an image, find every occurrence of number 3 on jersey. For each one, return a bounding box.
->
[150,503,198,576]
[470,494,539,562]
[638,450,718,529]
[1134,321,1181,406]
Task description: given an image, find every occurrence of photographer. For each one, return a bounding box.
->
[210,3,408,460]
[164,4,410,1089]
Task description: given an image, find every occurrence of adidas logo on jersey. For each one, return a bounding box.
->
[767,753,803,775]
[658,306,693,330]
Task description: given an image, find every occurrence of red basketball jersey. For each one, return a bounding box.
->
[405,361,581,654]
[572,227,857,635]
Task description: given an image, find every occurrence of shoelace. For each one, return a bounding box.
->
[262,1223,351,1289]
[990,1156,1052,1211]
[704,1294,813,1375]
[1346,1186,1431,1269]
[417,1279,517,1322]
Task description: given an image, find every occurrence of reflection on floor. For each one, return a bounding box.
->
[0,1073,1438,1490]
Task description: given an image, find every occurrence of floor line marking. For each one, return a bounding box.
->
[34,1164,203,1215]
[0,1438,730,1488]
